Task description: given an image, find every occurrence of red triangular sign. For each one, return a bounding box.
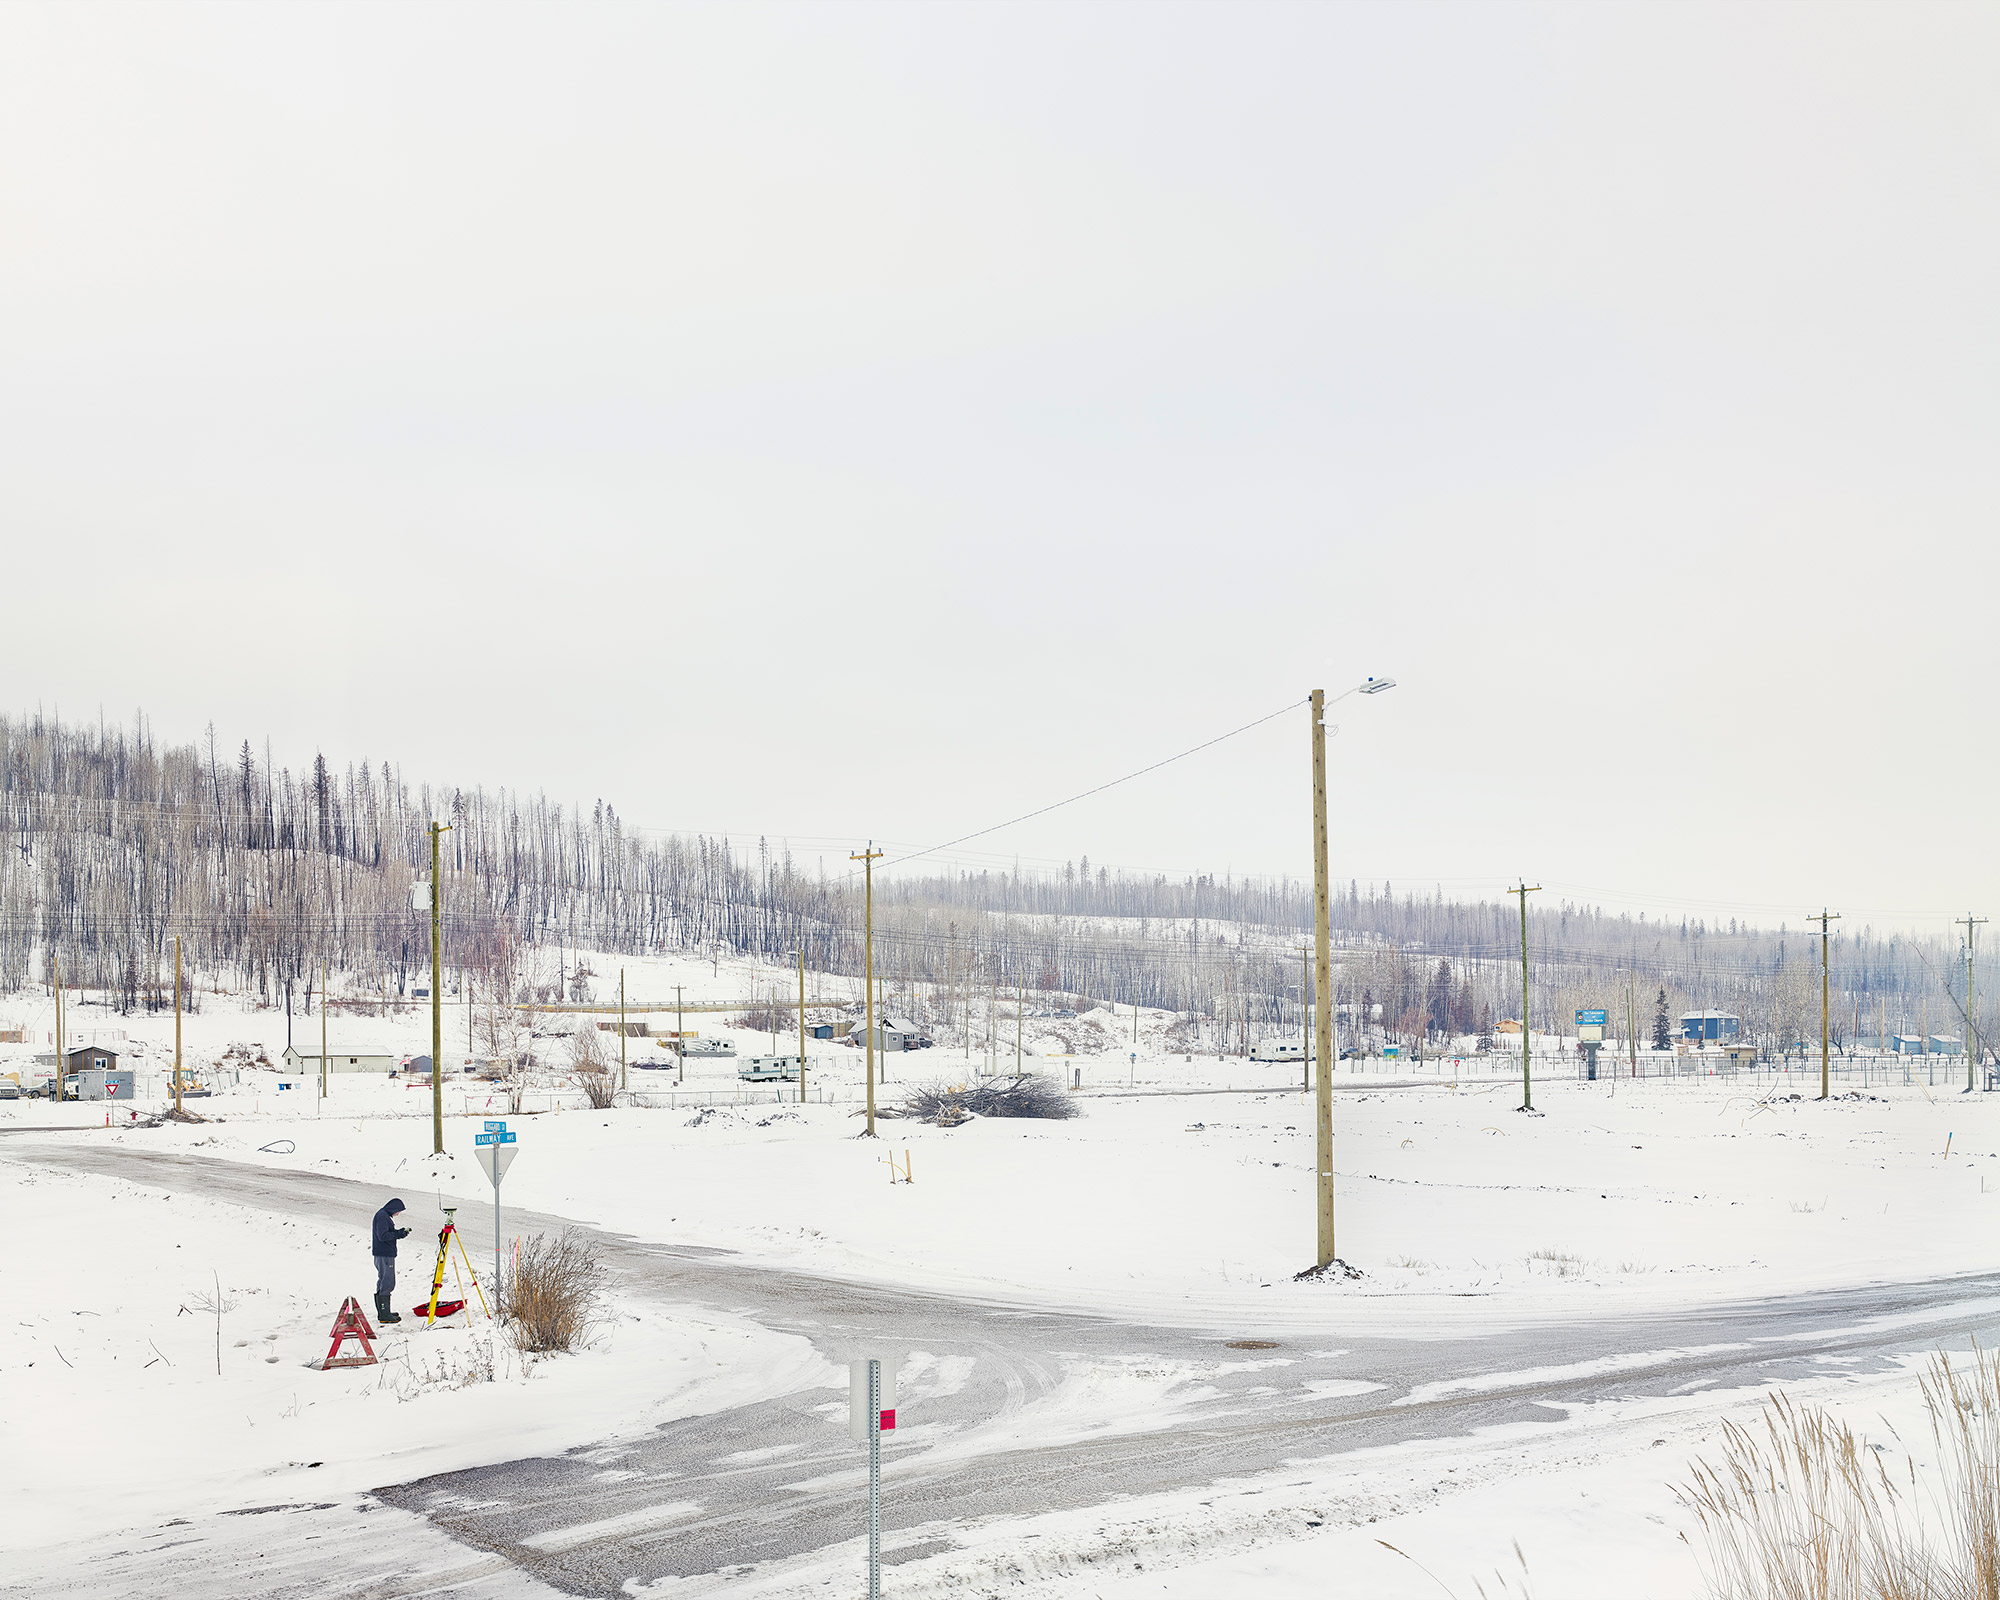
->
[322,1295,379,1369]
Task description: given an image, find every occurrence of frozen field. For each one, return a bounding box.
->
[4,978,1997,1597]
[9,1066,1992,1326]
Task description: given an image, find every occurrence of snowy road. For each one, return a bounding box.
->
[12,1139,2000,1598]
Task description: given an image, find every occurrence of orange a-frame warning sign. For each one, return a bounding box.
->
[321,1296,379,1370]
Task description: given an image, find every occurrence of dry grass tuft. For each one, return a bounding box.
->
[504,1230,606,1353]
[1922,1345,2000,1598]
[1681,1344,2000,1600]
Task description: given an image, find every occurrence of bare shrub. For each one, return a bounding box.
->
[186,1271,239,1376]
[1680,1349,2000,1600]
[901,1076,1080,1124]
[569,1022,613,1107]
[568,1022,607,1072]
[504,1231,605,1353]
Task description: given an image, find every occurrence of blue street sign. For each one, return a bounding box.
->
[474,1130,517,1146]
[483,1120,507,1132]
[1576,1008,1608,1026]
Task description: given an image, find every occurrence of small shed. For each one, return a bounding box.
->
[64,1044,119,1074]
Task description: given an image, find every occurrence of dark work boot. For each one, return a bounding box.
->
[375,1292,401,1325]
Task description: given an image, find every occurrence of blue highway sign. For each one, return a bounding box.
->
[474,1130,517,1146]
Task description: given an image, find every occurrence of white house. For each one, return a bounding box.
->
[280,1045,398,1075]
[855,1014,928,1052]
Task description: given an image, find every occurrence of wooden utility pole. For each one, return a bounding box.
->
[1509,882,1541,1109]
[797,949,808,1100]
[852,845,882,1137]
[173,938,183,1115]
[619,969,627,1092]
[1810,908,1840,1099]
[53,952,63,1102]
[1016,979,1024,1071]
[430,821,451,1155]
[1310,690,1337,1269]
[1300,943,1312,1090]
[877,974,889,1084]
[1957,915,1986,1093]
[1627,965,1637,1077]
[676,985,685,1084]
[320,958,328,1101]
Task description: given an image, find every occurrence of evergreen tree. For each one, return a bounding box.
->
[1426,958,1453,1039]
[1651,986,1672,1051]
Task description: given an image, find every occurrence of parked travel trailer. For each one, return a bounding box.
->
[1251,1038,1312,1063]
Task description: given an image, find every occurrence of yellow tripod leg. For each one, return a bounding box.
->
[450,1226,491,1319]
[422,1230,449,1326]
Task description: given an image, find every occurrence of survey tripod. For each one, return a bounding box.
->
[416,1207,491,1327]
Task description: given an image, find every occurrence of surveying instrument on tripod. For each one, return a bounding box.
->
[414,1207,490,1327]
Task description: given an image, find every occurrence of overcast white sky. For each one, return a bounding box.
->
[4,2,1995,930]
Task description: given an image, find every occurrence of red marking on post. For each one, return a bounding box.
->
[321,1296,379,1369]
[879,1409,895,1432]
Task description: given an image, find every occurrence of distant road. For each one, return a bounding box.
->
[12,1140,1999,1599]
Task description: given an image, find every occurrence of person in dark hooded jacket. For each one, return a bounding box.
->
[370,1198,410,1324]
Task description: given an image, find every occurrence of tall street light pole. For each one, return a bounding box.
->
[430,820,452,1156]
[1310,677,1395,1274]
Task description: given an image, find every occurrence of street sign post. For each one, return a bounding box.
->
[473,1124,519,1321]
[849,1357,900,1599]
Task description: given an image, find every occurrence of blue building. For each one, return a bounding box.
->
[1680,1012,1741,1042]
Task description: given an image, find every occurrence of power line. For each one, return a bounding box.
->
[870,698,1308,881]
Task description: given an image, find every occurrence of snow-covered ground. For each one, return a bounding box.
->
[0,1155,826,1555]
[9,1068,1990,1329]
[3,964,1995,1595]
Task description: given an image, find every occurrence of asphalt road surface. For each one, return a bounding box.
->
[13,1139,2000,1598]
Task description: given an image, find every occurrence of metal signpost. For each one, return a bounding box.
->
[849,1356,900,1600]
[474,1120,519,1319]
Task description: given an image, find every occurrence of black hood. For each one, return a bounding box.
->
[385,1198,405,1214]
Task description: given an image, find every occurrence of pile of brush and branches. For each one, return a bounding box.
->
[900,1076,1080,1125]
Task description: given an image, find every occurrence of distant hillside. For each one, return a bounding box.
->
[0,710,1985,1052]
